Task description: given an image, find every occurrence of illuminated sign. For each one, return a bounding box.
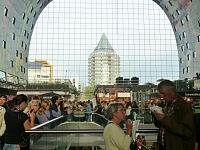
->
[117,92,130,97]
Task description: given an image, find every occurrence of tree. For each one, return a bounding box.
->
[83,85,95,100]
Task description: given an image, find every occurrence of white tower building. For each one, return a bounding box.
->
[88,34,120,85]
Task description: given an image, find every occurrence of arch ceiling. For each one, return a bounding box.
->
[0,0,199,86]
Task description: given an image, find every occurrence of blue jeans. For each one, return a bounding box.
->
[3,144,20,150]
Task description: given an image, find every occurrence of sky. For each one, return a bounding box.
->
[29,0,179,85]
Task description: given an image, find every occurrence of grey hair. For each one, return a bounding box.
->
[106,102,124,120]
[157,80,176,92]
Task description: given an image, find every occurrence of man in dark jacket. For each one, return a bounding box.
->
[153,80,195,150]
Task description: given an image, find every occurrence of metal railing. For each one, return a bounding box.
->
[26,114,158,150]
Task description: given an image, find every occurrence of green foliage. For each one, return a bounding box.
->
[84,85,95,99]
[22,82,70,90]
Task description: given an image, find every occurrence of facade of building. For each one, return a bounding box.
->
[1,0,200,91]
[0,0,50,92]
[153,0,200,80]
[88,33,120,85]
[94,84,131,103]
[28,60,52,83]
[70,76,81,92]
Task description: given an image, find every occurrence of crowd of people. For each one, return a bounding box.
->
[0,93,149,150]
[0,94,98,150]
[0,79,197,150]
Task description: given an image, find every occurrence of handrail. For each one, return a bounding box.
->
[30,112,109,130]
[31,115,64,130]
[26,128,104,133]
[26,114,158,150]
[29,113,158,131]
[76,111,109,122]
[26,128,158,134]
[90,112,109,122]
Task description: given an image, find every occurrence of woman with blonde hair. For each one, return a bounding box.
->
[24,100,41,125]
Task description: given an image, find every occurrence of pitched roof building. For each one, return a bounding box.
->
[88,34,120,85]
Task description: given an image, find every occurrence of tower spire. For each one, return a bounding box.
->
[95,33,113,51]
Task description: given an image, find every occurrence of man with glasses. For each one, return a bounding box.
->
[103,102,133,150]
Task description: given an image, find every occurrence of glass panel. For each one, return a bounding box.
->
[27,111,158,149]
